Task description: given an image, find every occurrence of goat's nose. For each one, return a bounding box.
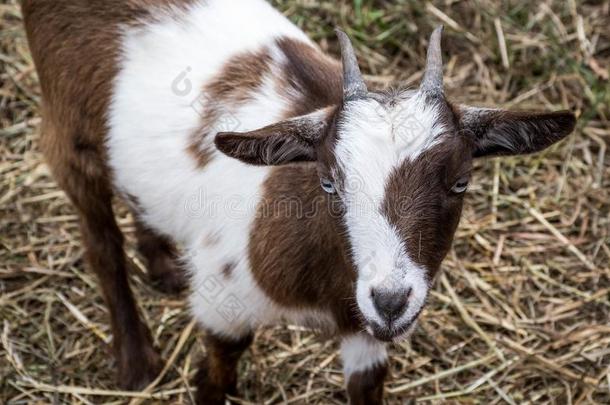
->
[371,287,410,323]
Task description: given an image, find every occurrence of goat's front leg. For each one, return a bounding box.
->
[132,216,186,294]
[195,331,253,405]
[341,334,388,405]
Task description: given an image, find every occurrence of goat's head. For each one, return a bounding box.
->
[215,27,576,342]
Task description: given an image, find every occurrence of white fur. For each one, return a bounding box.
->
[334,93,445,331]
[107,0,323,338]
[341,334,388,377]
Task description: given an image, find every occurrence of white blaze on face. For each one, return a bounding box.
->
[333,91,446,331]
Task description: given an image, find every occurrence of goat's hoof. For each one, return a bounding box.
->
[117,347,163,391]
[149,254,187,294]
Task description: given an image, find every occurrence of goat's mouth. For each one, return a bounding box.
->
[367,319,416,342]
[365,307,424,342]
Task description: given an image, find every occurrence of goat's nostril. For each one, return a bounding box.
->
[372,287,409,323]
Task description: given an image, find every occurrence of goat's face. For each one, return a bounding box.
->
[317,91,472,341]
[215,27,576,341]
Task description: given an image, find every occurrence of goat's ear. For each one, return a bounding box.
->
[214,107,334,165]
[456,106,576,158]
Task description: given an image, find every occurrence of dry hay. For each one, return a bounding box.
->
[1,0,609,403]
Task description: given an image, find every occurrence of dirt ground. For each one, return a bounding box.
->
[1,0,609,403]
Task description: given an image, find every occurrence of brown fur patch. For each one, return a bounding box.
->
[382,134,472,276]
[206,49,273,102]
[188,48,274,167]
[275,37,343,117]
[248,163,362,334]
[346,362,388,405]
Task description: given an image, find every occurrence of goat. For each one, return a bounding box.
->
[22,0,576,403]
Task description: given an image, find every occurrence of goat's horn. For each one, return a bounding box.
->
[420,25,444,94]
[335,28,367,100]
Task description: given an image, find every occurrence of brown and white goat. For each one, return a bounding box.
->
[22,0,576,403]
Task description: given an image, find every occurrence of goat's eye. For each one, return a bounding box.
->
[320,178,336,194]
[451,177,469,194]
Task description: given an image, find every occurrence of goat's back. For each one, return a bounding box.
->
[21,0,197,109]
[21,1,197,176]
